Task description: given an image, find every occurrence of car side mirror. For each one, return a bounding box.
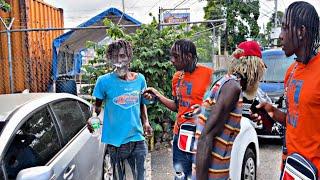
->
[16,166,54,180]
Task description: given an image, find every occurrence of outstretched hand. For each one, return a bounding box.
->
[250,102,276,122]
[142,87,160,100]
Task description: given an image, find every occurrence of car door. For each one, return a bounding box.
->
[1,106,64,180]
[51,99,104,180]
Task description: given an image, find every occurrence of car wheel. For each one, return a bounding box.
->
[241,148,256,180]
[103,153,113,180]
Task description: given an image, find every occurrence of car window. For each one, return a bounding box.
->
[262,51,295,82]
[78,101,91,121]
[51,100,86,143]
[3,107,61,180]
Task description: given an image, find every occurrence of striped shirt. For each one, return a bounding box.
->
[192,74,243,180]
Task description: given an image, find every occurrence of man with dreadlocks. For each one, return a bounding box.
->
[192,41,265,180]
[143,39,213,179]
[253,1,320,176]
[90,39,152,180]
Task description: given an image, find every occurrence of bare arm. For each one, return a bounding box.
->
[143,87,178,112]
[94,98,103,115]
[254,102,287,125]
[140,103,153,136]
[196,80,241,180]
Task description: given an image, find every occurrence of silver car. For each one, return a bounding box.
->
[0,93,105,180]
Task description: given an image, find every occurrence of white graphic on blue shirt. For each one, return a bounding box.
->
[113,91,140,109]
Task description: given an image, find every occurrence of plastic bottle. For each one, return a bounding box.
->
[89,112,101,136]
[175,172,185,180]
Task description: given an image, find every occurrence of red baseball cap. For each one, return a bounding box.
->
[233,41,262,59]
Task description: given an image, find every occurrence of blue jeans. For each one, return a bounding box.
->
[107,140,147,180]
[173,135,193,180]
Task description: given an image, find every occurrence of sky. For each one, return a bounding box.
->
[43,0,320,30]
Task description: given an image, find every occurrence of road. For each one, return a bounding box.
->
[150,138,283,180]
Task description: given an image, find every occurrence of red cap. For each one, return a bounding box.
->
[233,41,262,59]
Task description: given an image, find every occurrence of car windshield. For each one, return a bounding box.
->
[262,50,295,82]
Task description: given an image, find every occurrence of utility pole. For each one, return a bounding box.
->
[212,23,216,68]
[274,0,278,27]
[122,0,125,14]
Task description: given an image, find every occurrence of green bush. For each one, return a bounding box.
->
[82,18,211,145]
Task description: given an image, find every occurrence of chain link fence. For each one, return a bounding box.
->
[0,20,227,96]
[0,29,60,94]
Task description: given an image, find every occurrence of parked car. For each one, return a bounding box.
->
[243,49,295,138]
[230,117,260,179]
[0,93,105,180]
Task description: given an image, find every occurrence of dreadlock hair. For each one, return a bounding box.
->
[106,39,133,63]
[285,1,320,63]
[171,39,198,73]
[228,48,265,92]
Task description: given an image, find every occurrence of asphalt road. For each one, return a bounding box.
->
[150,138,283,180]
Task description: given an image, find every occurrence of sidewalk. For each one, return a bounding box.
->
[150,148,174,180]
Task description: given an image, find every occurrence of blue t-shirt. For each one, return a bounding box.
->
[93,72,147,147]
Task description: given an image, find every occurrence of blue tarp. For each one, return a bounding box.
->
[51,7,141,80]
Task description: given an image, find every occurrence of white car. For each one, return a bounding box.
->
[230,117,260,179]
[0,93,105,180]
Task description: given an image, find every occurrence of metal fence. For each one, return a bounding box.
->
[0,17,65,94]
[0,19,226,95]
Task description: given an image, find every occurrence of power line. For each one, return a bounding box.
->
[260,0,274,12]
[246,2,272,19]
[187,0,199,7]
[145,0,162,15]
[129,0,140,9]
[173,0,190,9]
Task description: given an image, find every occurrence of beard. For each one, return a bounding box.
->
[243,81,259,100]
[114,65,129,78]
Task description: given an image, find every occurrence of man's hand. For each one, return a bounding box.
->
[250,102,276,122]
[143,122,153,137]
[142,87,160,100]
[86,120,94,133]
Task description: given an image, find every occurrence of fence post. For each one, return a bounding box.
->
[0,17,15,93]
[211,23,216,70]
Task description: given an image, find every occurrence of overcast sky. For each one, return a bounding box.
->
[43,0,320,30]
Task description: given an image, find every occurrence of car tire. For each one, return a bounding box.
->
[103,152,113,180]
[241,148,256,180]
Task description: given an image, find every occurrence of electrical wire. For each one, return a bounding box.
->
[144,0,162,15]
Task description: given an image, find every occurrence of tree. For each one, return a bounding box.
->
[204,0,260,53]
[0,0,10,12]
[266,11,284,35]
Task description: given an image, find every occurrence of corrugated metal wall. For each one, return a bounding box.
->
[0,0,63,94]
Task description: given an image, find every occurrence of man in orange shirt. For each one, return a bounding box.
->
[144,39,213,179]
[254,1,320,177]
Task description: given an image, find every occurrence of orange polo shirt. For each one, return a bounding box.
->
[284,53,320,171]
[172,65,213,135]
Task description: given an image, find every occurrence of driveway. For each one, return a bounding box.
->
[150,138,283,180]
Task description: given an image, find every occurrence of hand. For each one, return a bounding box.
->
[143,122,153,137]
[86,120,94,133]
[250,102,276,123]
[142,87,160,100]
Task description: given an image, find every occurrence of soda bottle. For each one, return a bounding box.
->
[89,112,101,136]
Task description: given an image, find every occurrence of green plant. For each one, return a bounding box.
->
[0,0,10,12]
[82,18,201,141]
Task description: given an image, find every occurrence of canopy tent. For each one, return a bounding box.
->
[51,7,141,80]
